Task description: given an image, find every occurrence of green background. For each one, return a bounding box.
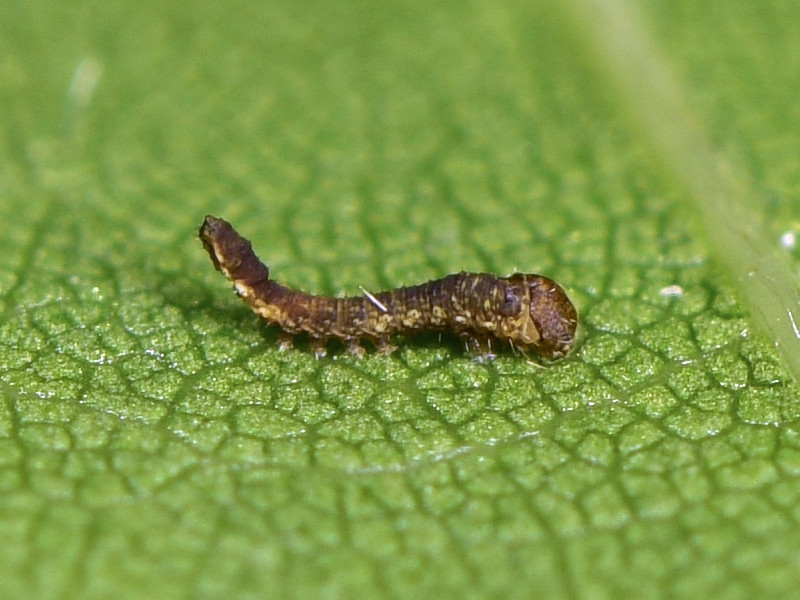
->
[2,0,800,598]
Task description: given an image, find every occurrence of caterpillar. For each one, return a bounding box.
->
[199,215,578,360]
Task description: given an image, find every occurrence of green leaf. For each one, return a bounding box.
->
[2,0,799,598]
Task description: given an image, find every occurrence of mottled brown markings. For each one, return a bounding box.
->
[199,216,578,360]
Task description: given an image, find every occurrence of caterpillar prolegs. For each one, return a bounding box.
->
[199,216,578,360]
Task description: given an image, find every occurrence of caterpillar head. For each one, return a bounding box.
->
[501,274,578,360]
[525,275,578,359]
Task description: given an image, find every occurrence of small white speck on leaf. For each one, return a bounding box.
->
[659,285,684,297]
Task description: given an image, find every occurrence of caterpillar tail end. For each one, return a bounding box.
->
[199,215,270,285]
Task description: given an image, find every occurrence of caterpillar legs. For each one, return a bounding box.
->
[375,337,397,355]
[465,336,496,361]
[277,334,397,358]
[277,329,501,361]
[346,339,366,358]
[277,332,294,352]
[309,338,328,359]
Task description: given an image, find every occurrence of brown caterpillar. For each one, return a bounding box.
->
[199,216,578,360]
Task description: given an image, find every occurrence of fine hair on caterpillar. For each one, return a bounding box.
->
[199,215,578,360]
